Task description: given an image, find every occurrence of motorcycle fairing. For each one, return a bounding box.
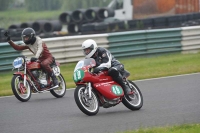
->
[94,81,124,99]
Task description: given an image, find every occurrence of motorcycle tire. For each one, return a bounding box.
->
[50,74,66,98]
[122,80,143,110]
[11,75,31,102]
[74,85,99,116]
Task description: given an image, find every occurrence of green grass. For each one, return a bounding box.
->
[119,123,200,133]
[0,8,62,29]
[1,52,200,97]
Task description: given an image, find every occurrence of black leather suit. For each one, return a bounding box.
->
[91,47,128,91]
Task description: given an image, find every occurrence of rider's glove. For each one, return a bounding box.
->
[30,57,37,62]
[4,31,11,41]
[93,67,101,73]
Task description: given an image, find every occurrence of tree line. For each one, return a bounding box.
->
[0,0,112,11]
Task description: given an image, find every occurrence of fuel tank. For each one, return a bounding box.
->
[27,62,41,70]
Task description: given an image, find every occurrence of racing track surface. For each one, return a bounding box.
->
[0,73,200,133]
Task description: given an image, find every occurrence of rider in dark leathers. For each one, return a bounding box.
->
[81,39,132,95]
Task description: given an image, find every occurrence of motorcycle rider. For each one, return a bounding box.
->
[4,27,59,88]
[81,39,132,96]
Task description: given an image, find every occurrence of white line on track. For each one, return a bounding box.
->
[0,72,199,99]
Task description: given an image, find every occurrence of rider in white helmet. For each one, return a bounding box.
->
[81,39,132,96]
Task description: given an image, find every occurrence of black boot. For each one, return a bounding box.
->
[50,72,59,87]
[119,81,132,95]
[108,67,132,95]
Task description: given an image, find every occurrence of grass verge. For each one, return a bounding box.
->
[119,123,200,133]
[0,52,200,96]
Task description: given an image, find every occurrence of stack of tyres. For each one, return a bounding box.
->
[153,16,168,28]
[32,20,49,34]
[117,21,126,31]
[84,7,100,23]
[167,15,182,28]
[97,7,115,21]
[71,9,87,23]
[59,11,72,25]
[8,24,21,30]
[140,18,154,29]
[20,22,33,29]
[43,20,62,33]
[67,23,81,34]
[127,19,141,30]
[81,23,95,34]
[94,22,109,33]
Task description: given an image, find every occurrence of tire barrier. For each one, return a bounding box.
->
[71,9,87,23]
[127,20,140,30]
[20,22,33,29]
[193,12,200,20]
[97,7,115,21]
[167,15,182,27]
[59,11,72,24]
[67,23,81,34]
[32,20,48,34]
[108,21,119,31]
[117,21,126,30]
[8,24,20,29]
[140,18,154,29]
[85,7,100,22]
[94,22,109,32]
[81,23,95,34]
[43,20,62,33]
[3,12,200,43]
[153,16,168,28]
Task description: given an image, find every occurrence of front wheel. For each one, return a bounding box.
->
[11,75,31,102]
[50,74,66,98]
[122,80,143,110]
[74,85,99,116]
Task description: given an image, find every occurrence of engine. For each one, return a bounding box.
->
[31,70,47,87]
[31,70,40,79]
[102,97,121,108]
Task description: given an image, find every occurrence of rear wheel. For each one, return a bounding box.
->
[50,74,66,98]
[74,85,99,116]
[122,80,143,110]
[11,75,31,102]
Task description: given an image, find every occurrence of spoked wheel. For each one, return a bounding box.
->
[11,75,31,102]
[74,85,99,116]
[122,80,143,110]
[50,74,66,98]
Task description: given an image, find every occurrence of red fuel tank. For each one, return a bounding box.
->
[27,62,41,70]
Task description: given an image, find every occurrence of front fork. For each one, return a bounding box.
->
[124,78,133,90]
[23,62,27,87]
[85,82,92,99]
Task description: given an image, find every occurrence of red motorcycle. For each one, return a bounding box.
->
[73,58,143,116]
[11,56,66,102]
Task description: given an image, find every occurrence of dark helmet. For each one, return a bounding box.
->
[21,27,36,45]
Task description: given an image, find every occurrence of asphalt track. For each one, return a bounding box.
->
[0,73,200,133]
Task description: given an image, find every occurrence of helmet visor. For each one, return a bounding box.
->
[83,48,92,55]
[22,35,31,43]
[83,44,94,55]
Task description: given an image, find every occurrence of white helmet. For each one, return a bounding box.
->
[81,39,98,58]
